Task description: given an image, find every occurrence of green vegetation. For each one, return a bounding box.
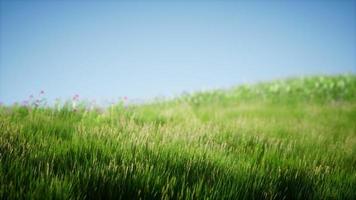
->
[1,75,356,199]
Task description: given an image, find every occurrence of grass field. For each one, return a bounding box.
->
[1,75,356,199]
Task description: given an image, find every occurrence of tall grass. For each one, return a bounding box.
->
[1,74,356,199]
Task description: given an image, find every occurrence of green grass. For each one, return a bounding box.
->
[1,74,356,199]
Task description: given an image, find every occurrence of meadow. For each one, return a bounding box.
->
[1,74,355,199]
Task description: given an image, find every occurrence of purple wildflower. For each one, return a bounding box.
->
[73,94,79,101]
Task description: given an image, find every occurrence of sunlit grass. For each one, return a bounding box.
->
[1,74,356,199]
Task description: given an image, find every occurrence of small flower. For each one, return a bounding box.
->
[29,95,34,99]
[123,96,128,101]
[33,99,40,107]
[73,94,79,101]
[22,100,29,106]
[40,90,45,95]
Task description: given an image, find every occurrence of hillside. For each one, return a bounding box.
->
[1,74,356,199]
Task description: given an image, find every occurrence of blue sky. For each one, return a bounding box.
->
[1,0,355,105]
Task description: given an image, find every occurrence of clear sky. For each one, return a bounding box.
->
[1,0,355,105]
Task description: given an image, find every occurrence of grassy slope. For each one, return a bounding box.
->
[1,75,356,199]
